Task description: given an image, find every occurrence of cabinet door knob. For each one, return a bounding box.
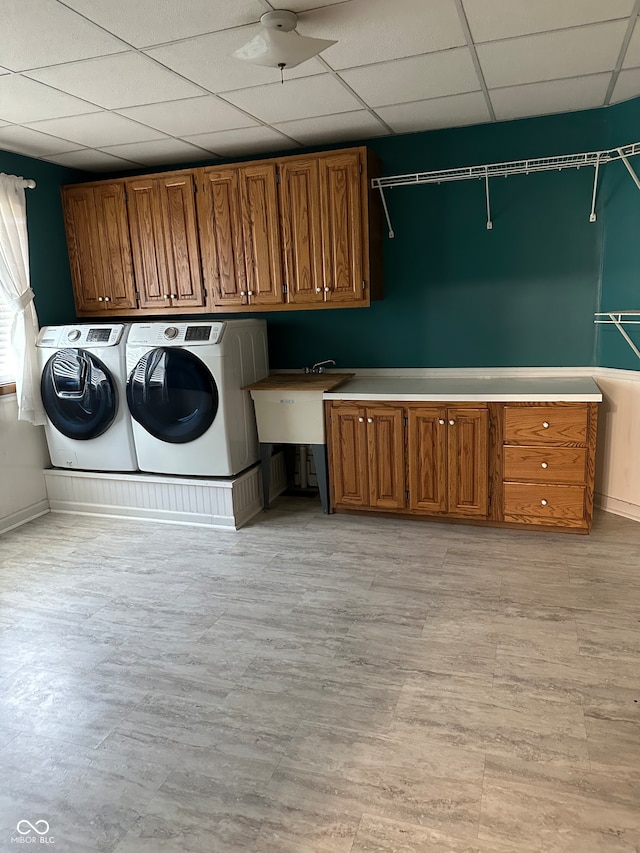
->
[98,297,104,302]
[367,417,373,423]
[240,291,246,296]
[541,499,548,506]
[164,294,170,299]
[542,421,550,429]
[324,286,330,292]
[449,419,455,426]
[438,419,445,425]
[541,462,548,469]
[248,291,254,296]
[316,287,322,293]
[358,417,364,423]
[104,296,111,302]
[171,293,178,299]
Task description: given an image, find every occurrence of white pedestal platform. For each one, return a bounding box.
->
[43,452,287,530]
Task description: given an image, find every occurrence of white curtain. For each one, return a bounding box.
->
[0,173,44,425]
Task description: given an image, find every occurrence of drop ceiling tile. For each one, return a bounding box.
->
[340,48,480,108]
[477,20,628,89]
[274,110,389,145]
[463,0,635,43]
[25,53,205,110]
[490,73,611,120]
[144,25,324,94]
[297,0,466,70]
[0,75,97,123]
[375,91,491,133]
[0,125,84,156]
[44,149,141,171]
[222,74,362,124]
[99,138,213,166]
[26,112,167,147]
[2,0,127,72]
[117,96,256,137]
[62,0,264,48]
[611,67,640,103]
[185,126,299,156]
[622,19,640,68]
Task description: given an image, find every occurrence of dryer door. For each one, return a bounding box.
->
[126,347,218,444]
[41,348,117,440]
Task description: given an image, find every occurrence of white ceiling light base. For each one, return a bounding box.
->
[233,10,336,69]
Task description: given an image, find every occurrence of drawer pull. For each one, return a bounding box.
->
[542,421,550,428]
[439,419,445,425]
[541,462,548,469]
[449,419,455,426]
[541,499,548,506]
[358,417,364,423]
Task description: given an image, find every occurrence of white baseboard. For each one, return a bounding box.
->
[595,493,640,523]
[44,452,287,531]
[0,499,49,535]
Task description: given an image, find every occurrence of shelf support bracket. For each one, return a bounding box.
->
[589,154,600,222]
[484,170,493,230]
[607,312,640,360]
[617,148,640,191]
[377,185,395,239]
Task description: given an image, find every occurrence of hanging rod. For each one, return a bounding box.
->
[373,140,640,237]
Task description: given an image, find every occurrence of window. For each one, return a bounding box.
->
[0,296,15,391]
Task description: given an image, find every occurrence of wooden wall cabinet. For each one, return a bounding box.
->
[62,183,136,315]
[127,172,204,310]
[62,145,382,319]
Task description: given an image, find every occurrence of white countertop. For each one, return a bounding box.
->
[323,376,602,402]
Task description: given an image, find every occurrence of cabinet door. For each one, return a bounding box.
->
[328,405,369,507]
[407,407,448,513]
[127,180,169,310]
[278,158,323,305]
[319,151,364,303]
[239,163,282,305]
[447,408,489,518]
[157,173,204,308]
[198,168,248,307]
[62,186,106,314]
[93,184,136,312]
[367,407,406,510]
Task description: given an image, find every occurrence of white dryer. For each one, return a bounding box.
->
[37,324,138,472]
[125,320,268,477]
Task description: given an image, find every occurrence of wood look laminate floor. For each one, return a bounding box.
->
[0,499,639,852]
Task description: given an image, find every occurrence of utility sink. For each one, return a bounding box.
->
[243,373,354,444]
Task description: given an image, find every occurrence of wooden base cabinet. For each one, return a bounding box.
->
[327,402,489,520]
[327,400,597,533]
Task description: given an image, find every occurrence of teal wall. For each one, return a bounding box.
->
[598,98,640,370]
[0,149,81,327]
[8,100,630,371]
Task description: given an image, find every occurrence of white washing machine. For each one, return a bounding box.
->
[125,319,268,477]
[37,324,138,472]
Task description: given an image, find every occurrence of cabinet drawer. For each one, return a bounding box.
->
[504,446,587,484]
[504,406,588,445]
[504,483,585,523]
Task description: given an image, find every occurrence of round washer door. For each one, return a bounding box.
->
[126,347,218,444]
[41,348,117,440]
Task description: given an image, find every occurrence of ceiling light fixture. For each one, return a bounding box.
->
[232,10,336,80]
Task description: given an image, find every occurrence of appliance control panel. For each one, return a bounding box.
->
[128,323,226,347]
[36,325,124,348]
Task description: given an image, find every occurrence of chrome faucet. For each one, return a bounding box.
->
[304,359,336,374]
